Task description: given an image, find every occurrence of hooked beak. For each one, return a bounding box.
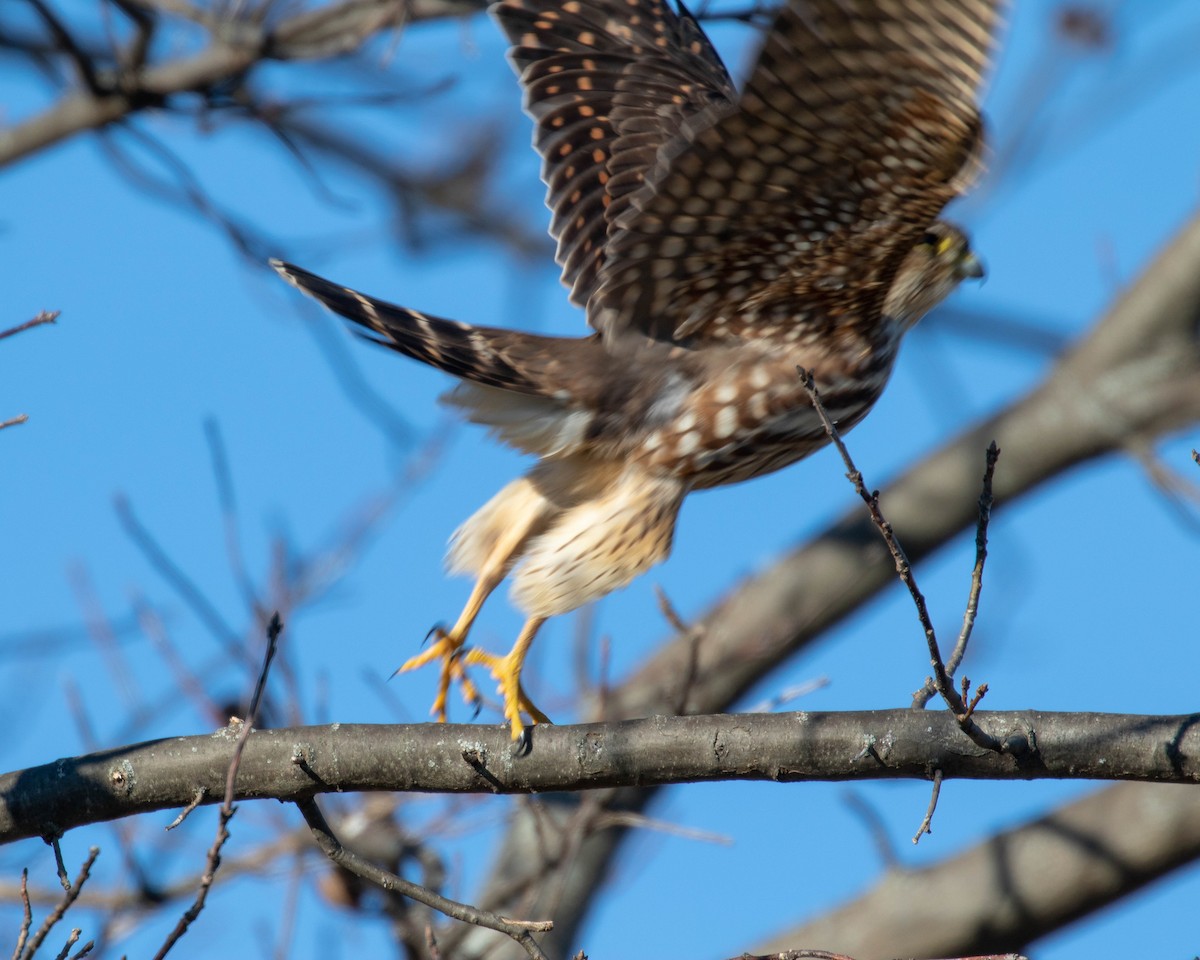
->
[958,250,986,281]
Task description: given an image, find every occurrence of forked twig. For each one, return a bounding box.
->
[19,848,99,960]
[913,442,999,707]
[797,367,1002,752]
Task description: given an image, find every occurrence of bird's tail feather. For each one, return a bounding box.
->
[272,259,541,394]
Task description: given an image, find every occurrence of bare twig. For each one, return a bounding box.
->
[132,594,225,726]
[203,419,262,617]
[65,936,94,959]
[47,841,69,891]
[912,769,945,845]
[106,0,156,73]
[591,810,732,847]
[114,494,251,669]
[0,311,59,341]
[1127,441,1200,534]
[653,583,707,715]
[12,869,32,960]
[653,583,690,635]
[295,797,553,959]
[839,791,900,870]
[164,788,209,832]
[2,308,57,429]
[950,444,998,673]
[913,442,999,707]
[797,367,1003,752]
[747,676,830,713]
[27,0,102,93]
[51,927,82,960]
[152,613,283,958]
[20,848,99,960]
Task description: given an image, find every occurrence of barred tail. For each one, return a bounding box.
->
[271,259,540,394]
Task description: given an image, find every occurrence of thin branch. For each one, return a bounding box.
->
[950,443,998,674]
[296,798,552,959]
[0,311,59,341]
[912,769,944,845]
[747,676,830,714]
[797,367,1003,752]
[912,442,999,708]
[26,0,103,94]
[131,594,225,726]
[590,810,732,847]
[105,0,156,73]
[47,841,69,891]
[20,848,99,960]
[839,791,900,871]
[11,869,31,960]
[203,419,261,616]
[151,613,282,959]
[113,494,251,669]
[164,788,208,832]
[51,928,83,960]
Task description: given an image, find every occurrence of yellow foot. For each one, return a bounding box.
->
[394,626,483,723]
[462,647,552,744]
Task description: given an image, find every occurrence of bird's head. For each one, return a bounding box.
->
[884,221,984,328]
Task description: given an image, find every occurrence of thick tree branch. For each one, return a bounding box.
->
[2,710,1198,844]
[755,781,1200,959]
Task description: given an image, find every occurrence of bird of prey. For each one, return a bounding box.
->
[273,0,1000,744]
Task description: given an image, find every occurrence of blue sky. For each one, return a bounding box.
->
[4,1,1200,957]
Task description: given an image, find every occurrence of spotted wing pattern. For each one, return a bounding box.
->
[591,0,1002,343]
[492,0,736,308]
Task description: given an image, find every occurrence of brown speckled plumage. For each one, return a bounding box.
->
[272,0,1001,741]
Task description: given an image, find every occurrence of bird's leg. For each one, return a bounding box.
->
[397,500,544,722]
[396,573,499,721]
[463,616,550,744]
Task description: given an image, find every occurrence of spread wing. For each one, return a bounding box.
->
[492,0,736,309]
[589,0,1004,343]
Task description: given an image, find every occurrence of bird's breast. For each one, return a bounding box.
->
[630,344,897,489]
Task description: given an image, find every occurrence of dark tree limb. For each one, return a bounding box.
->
[2,710,1199,844]
[754,781,1200,959]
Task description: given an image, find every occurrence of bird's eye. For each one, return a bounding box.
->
[921,231,956,257]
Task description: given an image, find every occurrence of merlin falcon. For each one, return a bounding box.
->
[273,0,1001,742]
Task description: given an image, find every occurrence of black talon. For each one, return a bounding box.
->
[514,725,534,757]
[423,622,447,647]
